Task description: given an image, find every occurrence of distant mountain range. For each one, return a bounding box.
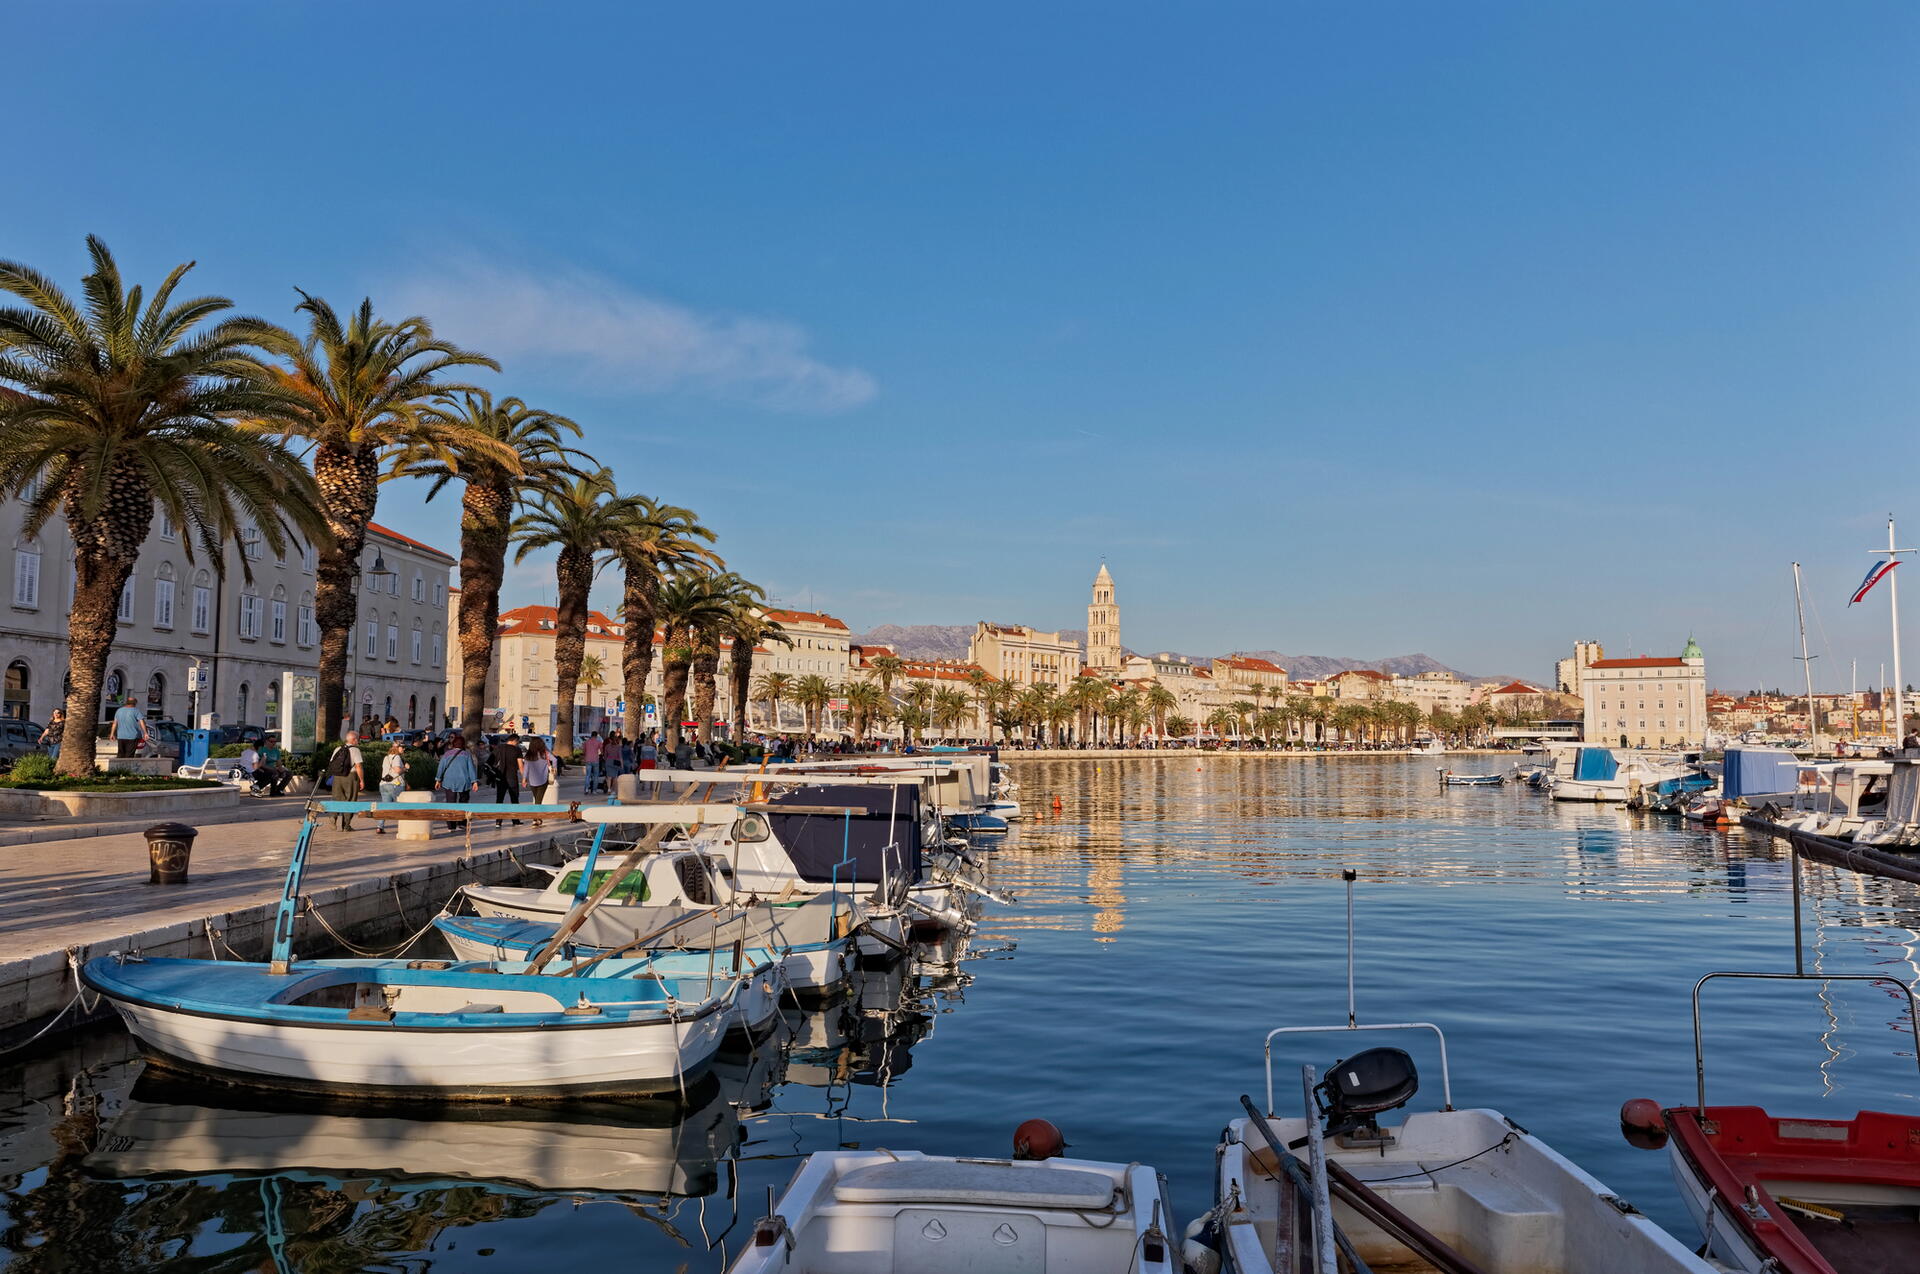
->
[852,625,1509,684]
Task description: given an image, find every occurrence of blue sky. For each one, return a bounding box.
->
[8,3,1919,689]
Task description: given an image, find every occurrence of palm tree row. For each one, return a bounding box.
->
[0,237,780,772]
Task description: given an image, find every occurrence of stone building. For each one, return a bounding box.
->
[1581,638,1708,749]
[968,621,1082,694]
[1212,654,1289,699]
[1086,564,1123,673]
[2,488,449,735]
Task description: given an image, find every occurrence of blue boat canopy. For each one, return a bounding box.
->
[1573,748,1620,782]
[1722,746,1802,799]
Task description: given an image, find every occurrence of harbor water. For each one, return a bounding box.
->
[3,753,1917,1271]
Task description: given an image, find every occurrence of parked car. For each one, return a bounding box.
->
[0,720,46,769]
[210,724,267,747]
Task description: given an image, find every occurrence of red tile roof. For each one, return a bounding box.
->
[1488,681,1547,696]
[1216,655,1288,674]
[765,607,849,631]
[368,522,453,563]
[1589,657,1686,669]
[497,604,625,641]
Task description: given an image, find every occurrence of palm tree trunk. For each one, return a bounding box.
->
[457,480,512,735]
[618,560,659,740]
[55,463,153,775]
[551,544,593,758]
[729,646,755,740]
[313,444,378,742]
[691,633,720,745]
[661,624,692,750]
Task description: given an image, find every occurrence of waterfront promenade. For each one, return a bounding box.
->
[0,784,583,1045]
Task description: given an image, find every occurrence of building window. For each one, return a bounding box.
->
[433,581,444,606]
[118,576,135,623]
[364,620,378,657]
[241,525,261,560]
[239,592,261,638]
[410,627,422,664]
[237,682,250,722]
[146,672,165,720]
[158,511,175,540]
[302,544,315,572]
[386,625,399,661]
[431,633,443,667]
[265,681,280,729]
[2,661,27,721]
[411,572,425,602]
[192,585,211,634]
[11,548,40,608]
[298,604,315,647]
[271,599,287,643]
[428,695,437,727]
[154,577,175,628]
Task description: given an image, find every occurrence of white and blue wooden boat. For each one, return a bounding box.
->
[728,1148,1175,1274]
[81,951,739,1099]
[81,799,772,1100]
[1438,769,1506,786]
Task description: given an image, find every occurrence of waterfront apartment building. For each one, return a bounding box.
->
[1580,638,1707,749]
[1555,641,1604,697]
[3,491,450,733]
[1212,655,1289,698]
[968,621,1083,693]
[1388,669,1476,715]
[760,608,852,680]
[1326,668,1393,700]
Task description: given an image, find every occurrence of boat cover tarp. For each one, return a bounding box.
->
[1723,747,1803,800]
[767,784,923,887]
[1573,748,1620,782]
[1884,763,1920,826]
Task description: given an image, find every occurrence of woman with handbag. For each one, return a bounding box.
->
[522,736,554,805]
[434,733,480,832]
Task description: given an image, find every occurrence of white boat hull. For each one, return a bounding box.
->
[106,997,728,1099]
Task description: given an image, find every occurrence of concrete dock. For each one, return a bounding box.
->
[0,799,577,1045]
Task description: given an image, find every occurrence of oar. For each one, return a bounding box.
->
[1238,1095,1373,1274]
[549,905,727,978]
[525,821,677,974]
[1322,1159,1492,1274]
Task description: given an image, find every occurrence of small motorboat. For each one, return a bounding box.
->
[1206,1027,1715,1274]
[727,1142,1175,1274]
[1626,970,1920,1274]
[1438,769,1505,786]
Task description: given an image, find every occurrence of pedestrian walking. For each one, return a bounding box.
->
[37,709,64,763]
[375,742,407,835]
[325,733,367,831]
[582,731,603,794]
[673,735,693,770]
[490,731,523,826]
[434,733,480,831]
[522,737,554,805]
[640,734,658,770]
[112,695,148,758]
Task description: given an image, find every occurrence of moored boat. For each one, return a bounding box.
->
[727,1145,1175,1274]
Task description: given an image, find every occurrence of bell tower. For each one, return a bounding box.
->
[1087,563,1121,672]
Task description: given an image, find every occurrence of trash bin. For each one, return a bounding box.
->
[145,822,197,885]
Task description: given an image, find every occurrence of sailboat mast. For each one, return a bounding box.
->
[1794,563,1821,755]
[1890,517,1909,749]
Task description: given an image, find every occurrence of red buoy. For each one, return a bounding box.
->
[1051,794,1063,812]
[1012,1118,1067,1160]
[1619,1098,1668,1150]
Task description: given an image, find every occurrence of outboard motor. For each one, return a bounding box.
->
[1315,1047,1419,1148]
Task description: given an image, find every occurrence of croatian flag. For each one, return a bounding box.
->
[1850,559,1899,606]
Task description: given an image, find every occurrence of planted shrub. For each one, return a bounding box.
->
[9,753,55,784]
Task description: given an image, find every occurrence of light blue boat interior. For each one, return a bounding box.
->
[1573,748,1620,782]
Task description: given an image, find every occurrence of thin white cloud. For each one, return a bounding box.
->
[392,259,877,414]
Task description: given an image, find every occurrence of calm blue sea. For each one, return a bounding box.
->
[1,754,1915,1271]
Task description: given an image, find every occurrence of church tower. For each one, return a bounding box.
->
[1087,563,1122,672]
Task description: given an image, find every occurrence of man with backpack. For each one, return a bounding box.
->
[326,733,367,831]
[489,730,523,827]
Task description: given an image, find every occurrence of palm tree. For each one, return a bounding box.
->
[393,390,578,734]
[753,671,794,733]
[725,606,789,742]
[1205,707,1235,741]
[0,237,326,774]
[843,680,885,740]
[686,572,765,745]
[870,654,904,701]
[792,674,835,742]
[1332,701,1369,746]
[1166,713,1194,740]
[1230,700,1258,746]
[1065,678,1108,747]
[896,703,929,746]
[964,667,998,740]
[1046,696,1076,748]
[263,292,496,740]
[933,686,973,739]
[576,652,607,718]
[1020,683,1058,746]
[1108,686,1141,746]
[612,496,719,742]
[654,570,733,750]
[512,469,634,757]
[1145,683,1176,741]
